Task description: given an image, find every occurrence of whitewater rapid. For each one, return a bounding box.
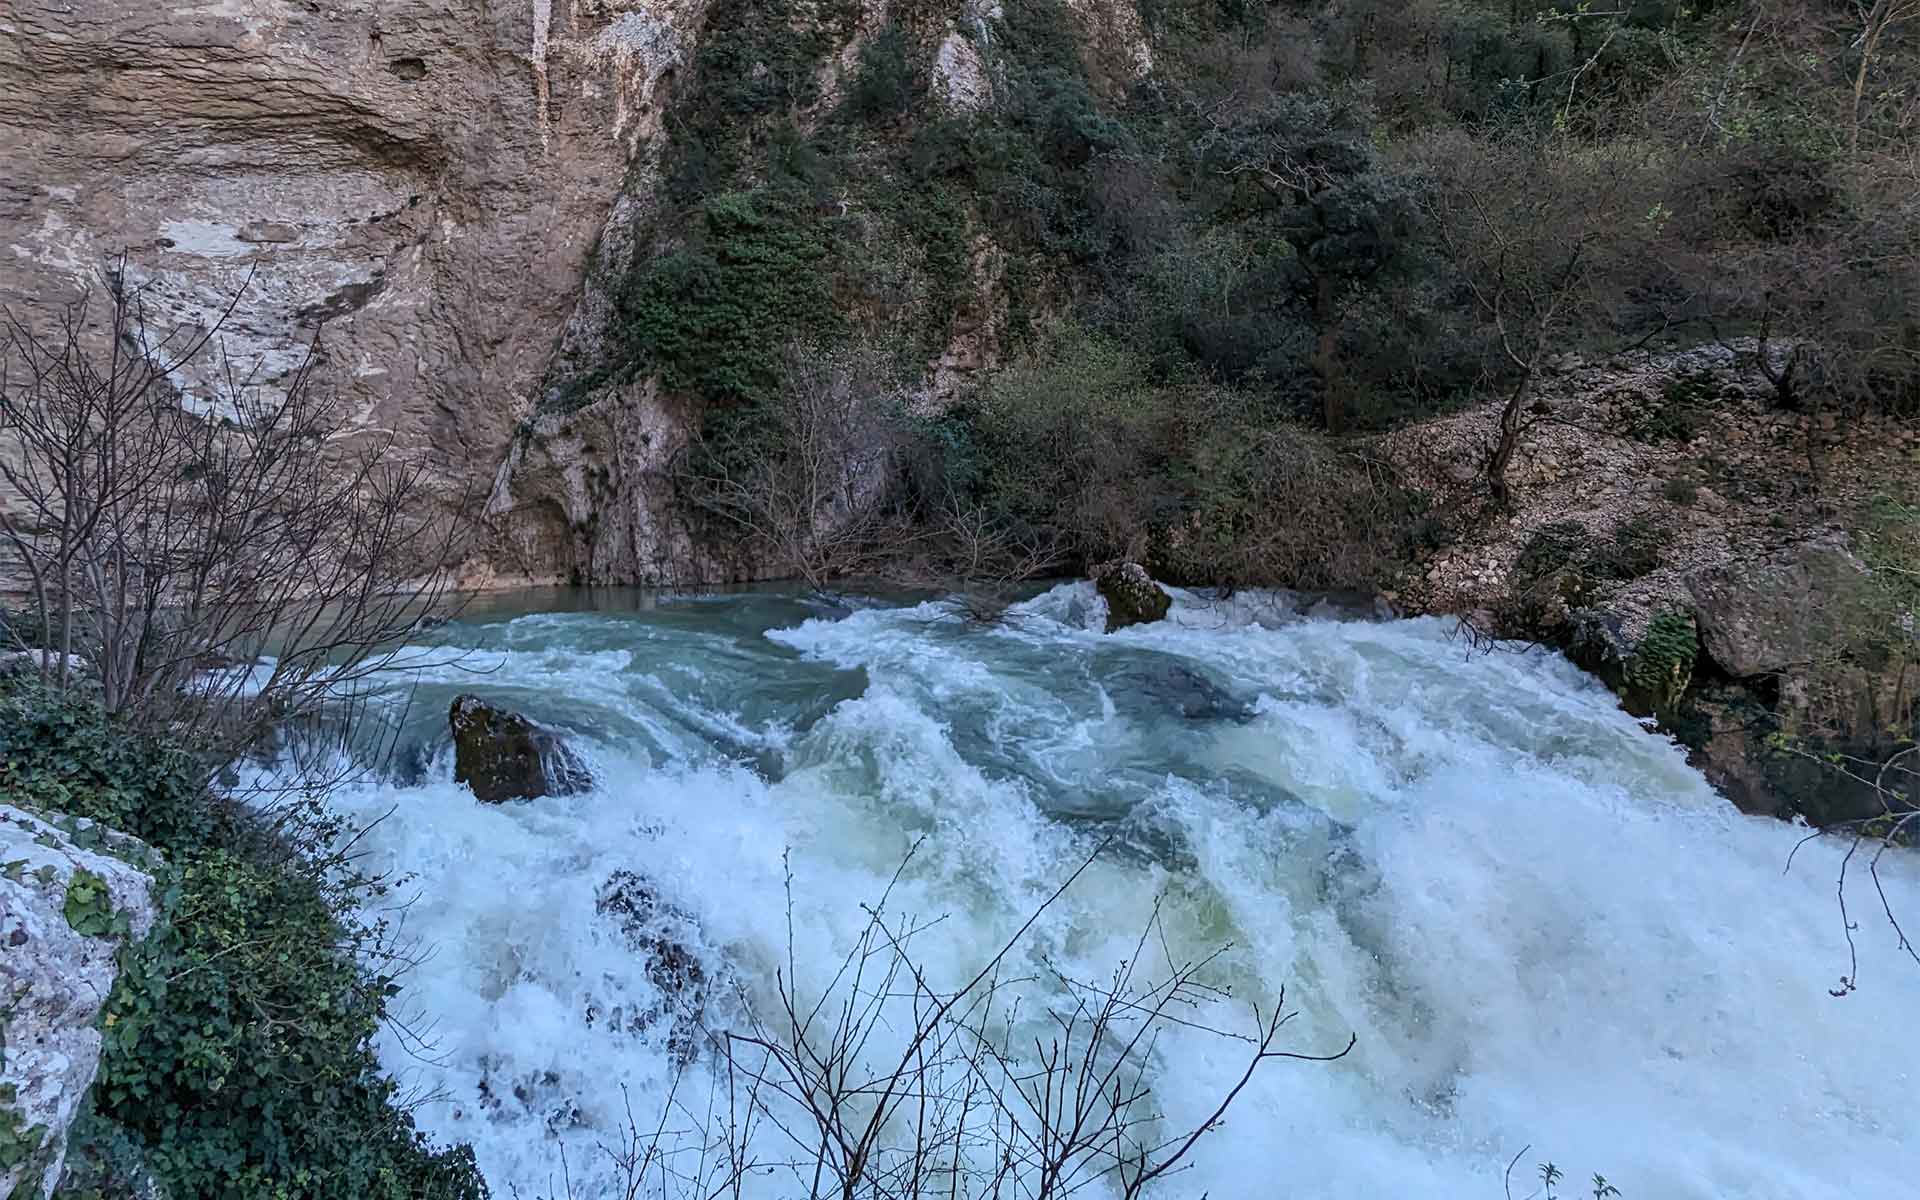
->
[324,584,1920,1199]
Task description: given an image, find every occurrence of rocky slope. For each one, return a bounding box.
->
[1380,343,1920,825]
[1,0,1153,587]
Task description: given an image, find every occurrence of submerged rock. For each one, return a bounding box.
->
[1106,657,1256,722]
[592,871,713,1063]
[1093,561,1172,632]
[0,806,160,1200]
[448,694,591,803]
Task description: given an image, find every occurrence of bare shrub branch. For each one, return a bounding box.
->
[0,257,467,766]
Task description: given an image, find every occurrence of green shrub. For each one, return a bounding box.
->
[61,868,123,939]
[81,850,484,1200]
[1,1092,49,1181]
[1593,515,1668,582]
[1631,373,1715,442]
[0,682,215,854]
[966,327,1422,589]
[847,25,916,121]
[612,187,840,404]
[661,0,854,199]
[1515,521,1593,580]
[1,680,487,1199]
[1514,515,1665,601]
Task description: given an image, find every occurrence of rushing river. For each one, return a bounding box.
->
[324,583,1920,1199]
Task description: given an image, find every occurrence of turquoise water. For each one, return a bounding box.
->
[321,582,1920,1199]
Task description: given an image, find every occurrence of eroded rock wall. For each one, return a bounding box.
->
[2,0,1156,588]
[0,0,696,587]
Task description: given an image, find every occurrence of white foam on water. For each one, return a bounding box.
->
[324,585,1920,1199]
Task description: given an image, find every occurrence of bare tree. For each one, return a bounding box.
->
[1418,135,1613,507]
[535,841,1354,1200]
[1850,0,1920,155]
[679,344,919,591]
[0,259,464,759]
[1783,744,1920,996]
[883,496,1067,625]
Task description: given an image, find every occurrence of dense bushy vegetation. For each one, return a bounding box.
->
[0,681,486,1200]
[570,0,1918,589]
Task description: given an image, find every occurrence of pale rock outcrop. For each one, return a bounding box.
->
[0,806,161,1200]
[484,376,752,585]
[932,30,991,113]
[923,233,1008,406]
[2,0,1158,588]
[1063,0,1153,90]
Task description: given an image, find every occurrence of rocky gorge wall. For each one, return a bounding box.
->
[1,0,701,588]
[0,0,1152,588]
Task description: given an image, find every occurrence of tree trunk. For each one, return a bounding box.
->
[1486,369,1534,508]
[1313,273,1343,434]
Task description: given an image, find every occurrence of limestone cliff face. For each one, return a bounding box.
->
[0,0,695,586]
[1,0,1150,587]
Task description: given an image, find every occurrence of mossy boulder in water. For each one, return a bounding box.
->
[449,695,589,803]
[1093,561,1172,632]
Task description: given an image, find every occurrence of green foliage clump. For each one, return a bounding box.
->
[1516,520,1594,580]
[1592,515,1668,583]
[613,187,840,404]
[1624,608,1700,711]
[1632,372,1716,442]
[847,25,917,121]
[959,328,1423,589]
[1662,475,1700,505]
[662,0,858,200]
[61,868,122,939]
[1516,516,1666,592]
[0,680,486,1200]
[0,683,214,853]
[0,1086,50,1179]
[82,850,483,1200]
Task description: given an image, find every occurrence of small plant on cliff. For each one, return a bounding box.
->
[614,188,841,405]
[1623,609,1699,712]
[0,1088,48,1177]
[60,867,120,939]
[846,25,917,122]
[1516,521,1594,580]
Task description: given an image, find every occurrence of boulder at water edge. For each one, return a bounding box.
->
[449,695,591,803]
[1093,561,1172,632]
[1,806,160,1200]
[1686,538,1868,678]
